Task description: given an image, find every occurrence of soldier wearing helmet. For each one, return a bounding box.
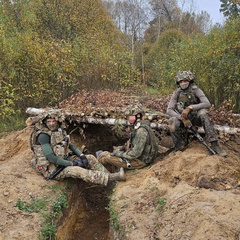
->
[98,103,159,170]
[166,71,227,157]
[30,110,126,185]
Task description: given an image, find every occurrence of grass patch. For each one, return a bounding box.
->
[106,189,126,239]
[106,198,121,231]
[16,184,68,240]
[16,197,48,213]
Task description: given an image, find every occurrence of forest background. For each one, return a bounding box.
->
[0,0,239,134]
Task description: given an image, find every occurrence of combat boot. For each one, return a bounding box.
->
[210,141,227,157]
[109,167,126,182]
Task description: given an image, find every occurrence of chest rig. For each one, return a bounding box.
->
[30,122,68,177]
[175,85,200,114]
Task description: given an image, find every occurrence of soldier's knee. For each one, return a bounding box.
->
[197,109,208,117]
[97,151,111,163]
[169,117,181,132]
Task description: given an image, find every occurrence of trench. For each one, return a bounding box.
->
[56,123,128,240]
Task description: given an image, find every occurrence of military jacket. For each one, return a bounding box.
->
[117,120,158,164]
[166,85,211,119]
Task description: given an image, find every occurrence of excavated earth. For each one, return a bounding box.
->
[0,90,240,240]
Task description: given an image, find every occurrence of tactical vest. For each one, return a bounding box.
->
[30,122,68,177]
[175,85,200,117]
[131,121,159,164]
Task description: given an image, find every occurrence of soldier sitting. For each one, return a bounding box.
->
[29,110,125,185]
[166,70,227,157]
[98,104,159,170]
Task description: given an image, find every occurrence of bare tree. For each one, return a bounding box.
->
[148,0,179,40]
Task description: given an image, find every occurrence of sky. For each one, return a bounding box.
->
[194,0,225,24]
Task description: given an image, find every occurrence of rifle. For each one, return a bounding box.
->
[188,126,217,155]
[45,165,65,180]
[122,158,132,168]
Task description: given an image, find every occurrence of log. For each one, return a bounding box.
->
[25,107,240,135]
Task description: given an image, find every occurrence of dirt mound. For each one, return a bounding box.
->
[0,127,240,240]
[112,140,240,240]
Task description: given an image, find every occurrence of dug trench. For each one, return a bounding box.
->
[56,123,131,240]
[56,122,171,240]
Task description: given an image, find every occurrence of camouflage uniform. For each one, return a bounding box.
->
[166,71,227,157]
[56,155,109,185]
[98,119,158,169]
[30,112,110,186]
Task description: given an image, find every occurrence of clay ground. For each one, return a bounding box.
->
[0,126,240,240]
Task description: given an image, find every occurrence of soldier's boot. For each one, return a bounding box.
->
[109,167,126,182]
[210,141,227,157]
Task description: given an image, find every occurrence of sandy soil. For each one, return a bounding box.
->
[112,140,240,240]
[0,127,240,240]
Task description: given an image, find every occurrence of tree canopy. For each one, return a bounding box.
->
[0,0,239,123]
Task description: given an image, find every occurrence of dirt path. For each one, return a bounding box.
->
[0,128,240,240]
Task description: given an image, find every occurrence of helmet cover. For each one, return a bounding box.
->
[124,103,145,116]
[176,71,195,84]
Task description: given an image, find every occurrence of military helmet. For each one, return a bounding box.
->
[175,71,195,84]
[124,103,145,116]
[38,109,66,123]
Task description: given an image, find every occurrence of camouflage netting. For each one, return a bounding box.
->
[26,90,240,129]
[56,90,170,124]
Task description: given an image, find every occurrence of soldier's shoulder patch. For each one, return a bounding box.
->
[134,122,141,129]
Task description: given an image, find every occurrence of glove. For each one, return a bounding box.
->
[181,107,191,119]
[72,155,89,168]
[63,135,70,143]
[80,155,89,168]
[182,118,192,128]
[112,149,124,158]
[73,159,85,167]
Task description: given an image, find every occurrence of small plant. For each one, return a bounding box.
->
[39,190,68,240]
[156,197,167,211]
[106,200,121,230]
[16,185,68,240]
[106,191,126,239]
[16,197,48,213]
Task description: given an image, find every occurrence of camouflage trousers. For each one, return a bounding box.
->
[56,154,110,186]
[98,151,146,170]
[169,109,218,149]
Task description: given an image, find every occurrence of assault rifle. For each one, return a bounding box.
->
[188,126,217,155]
[45,165,65,180]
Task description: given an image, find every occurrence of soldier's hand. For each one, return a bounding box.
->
[181,107,191,119]
[182,118,192,128]
[113,146,125,151]
[112,149,123,157]
[73,159,84,167]
[80,155,89,168]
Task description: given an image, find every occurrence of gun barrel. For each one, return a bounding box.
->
[123,158,132,168]
[189,127,217,155]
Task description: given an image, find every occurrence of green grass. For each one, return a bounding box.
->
[156,197,167,211]
[106,189,126,239]
[16,197,48,213]
[16,184,68,240]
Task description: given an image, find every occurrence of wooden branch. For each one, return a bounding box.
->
[25,107,240,135]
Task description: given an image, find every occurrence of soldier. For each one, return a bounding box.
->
[29,110,125,186]
[166,70,227,157]
[98,104,159,170]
